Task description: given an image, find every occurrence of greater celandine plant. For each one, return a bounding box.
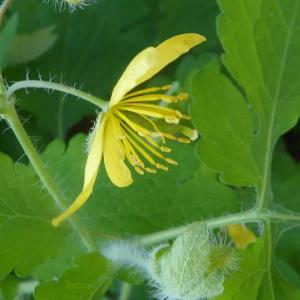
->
[1,0,300,299]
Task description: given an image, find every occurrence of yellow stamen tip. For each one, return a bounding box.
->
[145,167,157,173]
[160,146,172,153]
[177,93,189,101]
[135,166,144,175]
[190,130,199,141]
[165,117,180,124]
[175,110,183,118]
[178,137,191,144]
[165,158,178,165]
[162,85,172,91]
[156,163,168,171]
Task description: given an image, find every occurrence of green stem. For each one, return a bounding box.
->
[3,102,97,251]
[138,209,300,246]
[0,0,13,26]
[118,283,132,300]
[6,80,108,111]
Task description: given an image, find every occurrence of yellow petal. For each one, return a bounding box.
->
[103,115,133,187]
[110,33,206,107]
[109,47,159,108]
[52,114,107,226]
[227,224,256,249]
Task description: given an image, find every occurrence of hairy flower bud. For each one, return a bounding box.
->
[149,223,238,300]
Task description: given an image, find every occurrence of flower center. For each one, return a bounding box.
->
[109,85,198,175]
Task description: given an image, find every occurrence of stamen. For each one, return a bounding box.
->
[165,158,178,165]
[121,126,157,166]
[136,114,166,143]
[122,94,178,104]
[175,110,183,118]
[177,93,189,101]
[123,122,168,161]
[119,104,183,120]
[134,166,144,175]
[180,126,198,141]
[178,137,191,143]
[114,111,151,137]
[160,146,171,153]
[158,131,191,144]
[145,167,157,173]
[123,85,172,99]
[156,163,168,171]
[165,116,180,124]
[122,133,145,168]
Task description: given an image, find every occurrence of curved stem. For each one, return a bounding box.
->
[3,102,97,251]
[6,80,108,111]
[0,0,13,26]
[138,209,300,246]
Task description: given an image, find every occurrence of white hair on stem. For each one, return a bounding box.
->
[43,0,92,12]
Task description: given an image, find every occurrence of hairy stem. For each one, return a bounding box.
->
[0,0,13,26]
[6,80,108,111]
[2,102,96,251]
[138,209,300,246]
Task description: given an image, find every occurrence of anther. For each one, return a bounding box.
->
[156,163,168,171]
[178,137,191,144]
[145,167,157,173]
[175,110,183,118]
[133,158,145,168]
[177,93,189,101]
[135,166,144,175]
[160,146,172,153]
[162,85,172,91]
[168,96,178,103]
[165,117,180,124]
[165,158,178,165]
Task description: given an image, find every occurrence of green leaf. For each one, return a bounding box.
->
[0,152,85,278]
[35,253,113,300]
[215,226,300,300]
[191,0,300,202]
[8,25,58,66]
[42,134,241,236]
[0,14,18,69]
[0,131,240,281]
[191,58,259,186]
[272,146,300,213]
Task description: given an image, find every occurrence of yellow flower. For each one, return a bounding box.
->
[52,33,206,226]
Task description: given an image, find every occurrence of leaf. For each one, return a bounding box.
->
[215,226,300,300]
[0,152,85,279]
[0,131,240,281]
[8,25,58,66]
[35,253,113,300]
[42,134,241,236]
[191,58,259,186]
[191,0,300,196]
[272,146,300,213]
[0,14,18,69]
[6,0,158,137]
